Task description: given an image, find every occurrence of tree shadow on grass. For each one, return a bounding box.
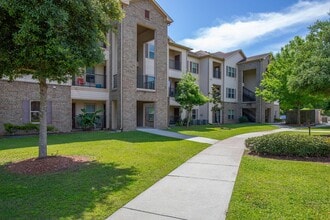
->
[0,131,180,151]
[0,161,137,219]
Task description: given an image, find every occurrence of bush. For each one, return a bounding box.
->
[238,116,249,123]
[3,123,57,135]
[246,133,330,157]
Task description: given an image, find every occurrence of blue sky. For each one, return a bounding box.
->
[156,0,330,56]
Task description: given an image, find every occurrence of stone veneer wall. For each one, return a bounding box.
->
[0,80,71,135]
[120,0,169,130]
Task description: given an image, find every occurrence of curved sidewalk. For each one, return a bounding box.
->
[108,128,288,220]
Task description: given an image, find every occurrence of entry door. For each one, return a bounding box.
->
[174,107,180,123]
[144,104,154,128]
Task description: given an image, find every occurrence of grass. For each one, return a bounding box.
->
[0,131,208,219]
[227,155,330,219]
[298,125,330,132]
[168,123,278,140]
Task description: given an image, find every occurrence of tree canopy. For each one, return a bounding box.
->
[287,18,330,96]
[256,17,329,124]
[0,0,123,158]
[175,73,209,127]
[0,0,123,81]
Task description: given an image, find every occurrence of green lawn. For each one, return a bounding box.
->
[227,155,330,219]
[168,123,277,140]
[0,131,208,219]
[298,125,330,132]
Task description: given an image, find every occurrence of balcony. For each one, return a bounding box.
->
[243,87,256,102]
[72,74,106,89]
[169,59,181,71]
[213,69,221,79]
[137,74,155,90]
[112,74,118,89]
[169,87,177,97]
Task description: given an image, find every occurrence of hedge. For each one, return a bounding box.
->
[4,123,57,135]
[246,133,330,157]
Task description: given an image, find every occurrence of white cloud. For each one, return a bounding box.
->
[179,0,330,52]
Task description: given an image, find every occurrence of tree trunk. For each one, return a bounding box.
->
[39,78,48,158]
[297,107,301,126]
[186,108,191,128]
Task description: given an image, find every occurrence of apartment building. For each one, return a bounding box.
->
[0,0,279,135]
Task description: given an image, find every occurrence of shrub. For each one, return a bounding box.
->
[246,133,330,157]
[238,116,249,123]
[3,123,57,135]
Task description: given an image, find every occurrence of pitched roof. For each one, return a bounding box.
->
[122,0,173,24]
[168,38,192,51]
[238,53,271,64]
[212,49,246,60]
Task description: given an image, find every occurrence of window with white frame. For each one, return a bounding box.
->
[188,61,199,74]
[226,66,236,77]
[30,101,40,123]
[145,43,155,59]
[192,109,198,120]
[226,88,236,99]
[228,109,235,120]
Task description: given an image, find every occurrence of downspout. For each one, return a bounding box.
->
[222,61,225,124]
[120,21,123,131]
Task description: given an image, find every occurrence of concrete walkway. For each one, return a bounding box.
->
[137,128,219,144]
[108,128,288,220]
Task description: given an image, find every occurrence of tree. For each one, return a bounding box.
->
[288,18,330,96]
[0,0,123,158]
[175,73,209,127]
[209,85,222,125]
[256,37,321,125]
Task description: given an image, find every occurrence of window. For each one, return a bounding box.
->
[213,66,221,78]
[30,101,40,123]
[192,109,198,120]
[226,88,236,99]
[85,104,96,113]
[145,10,150,20]
[145,43,155,59]
[86,67,95,83]
[228,109,235,120]
[189,61,199,74]
[226,66,236,77]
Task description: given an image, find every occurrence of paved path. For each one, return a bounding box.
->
[108,128,289,220]
[137,128,219,144]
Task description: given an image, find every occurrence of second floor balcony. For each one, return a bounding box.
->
[243,87,256,102]
[72,73,106,89]
[137,74,155,90]
[169,59,181,71]
[169,87,177,97]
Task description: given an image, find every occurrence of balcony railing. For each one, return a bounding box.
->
[213,70,221,79]
[112,74,118,89]
[72,73,106,89]
[169,87,177,97]
[169,59,181,70]
[137,74,155,90]
[72,114,105,129]
[243,87,256,102]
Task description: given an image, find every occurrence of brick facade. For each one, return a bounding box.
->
[110,0,169,131]
[0,81,71,134]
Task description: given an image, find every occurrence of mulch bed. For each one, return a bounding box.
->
[247,152,330,163]
[6,156,91,175]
